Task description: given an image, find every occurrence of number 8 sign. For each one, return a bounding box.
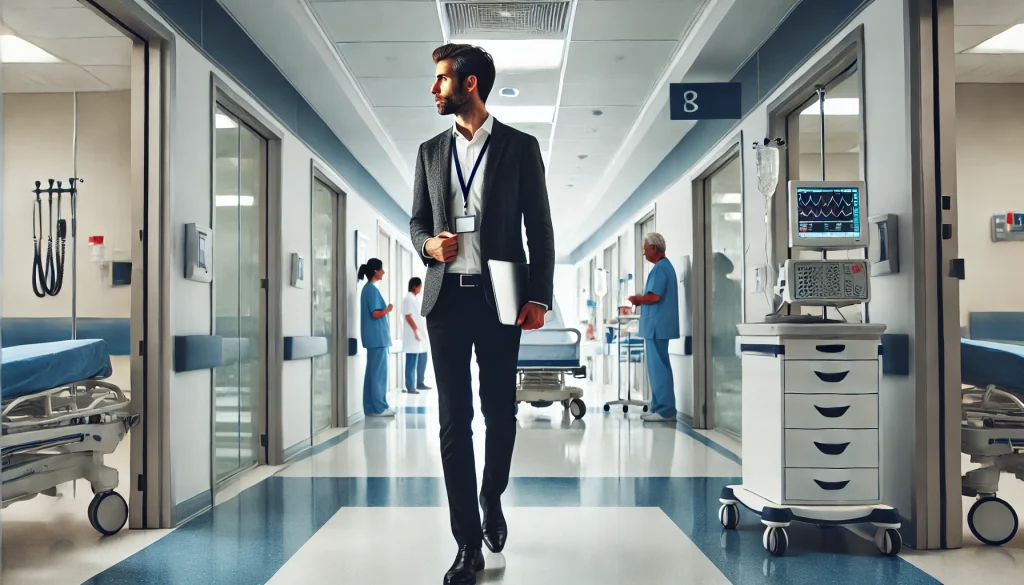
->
[670,83,743,121]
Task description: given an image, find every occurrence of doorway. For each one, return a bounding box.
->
[211,105,268,486]
[311,169,345,435]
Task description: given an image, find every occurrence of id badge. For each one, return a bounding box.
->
[455,214,477,234]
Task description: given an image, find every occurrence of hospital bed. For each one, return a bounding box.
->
[516,302,588,419]
[960,337,1024,546]
[1,339,138,536]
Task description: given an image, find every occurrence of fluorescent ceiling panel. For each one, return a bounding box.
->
[723,212,742,222]
[713,192,742,205]
[800,98,859,116]
[488,105,555,124]
[0,34,61,63]
[215,113,238,129]
[967,24,1024,53]
[451,39,564,71]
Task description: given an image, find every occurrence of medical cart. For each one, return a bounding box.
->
[602,315,650,413]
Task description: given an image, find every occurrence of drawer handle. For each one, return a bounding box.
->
[815,344,846,354]
[814,370,849,383]
[814,405,850,418]
[814,441,850,455]
[814,479,850,491]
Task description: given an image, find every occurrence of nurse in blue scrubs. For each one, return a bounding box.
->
[628,232,680,422]
[359,258,395,417]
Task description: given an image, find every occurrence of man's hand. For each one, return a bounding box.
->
[628,295,640,306]
[425,232,459,263]
[517,303,546,331]
[386,304,394,313]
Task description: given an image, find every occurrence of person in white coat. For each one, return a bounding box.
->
[403,277,431,393]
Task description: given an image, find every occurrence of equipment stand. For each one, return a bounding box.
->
[603,315,650,414]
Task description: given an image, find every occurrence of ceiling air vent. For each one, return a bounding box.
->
[444,1,571,38]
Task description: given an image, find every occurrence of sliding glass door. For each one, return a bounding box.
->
[311,177,339,435]
[213,106,266,485]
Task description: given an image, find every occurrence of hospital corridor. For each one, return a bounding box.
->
[2,0,1024,583]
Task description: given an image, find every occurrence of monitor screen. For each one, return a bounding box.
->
[795,185,862,240]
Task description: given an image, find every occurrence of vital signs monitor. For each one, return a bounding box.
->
[788,181,867,249]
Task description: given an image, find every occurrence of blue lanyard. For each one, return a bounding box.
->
[452,135,491,210]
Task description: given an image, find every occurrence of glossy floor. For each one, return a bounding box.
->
[3,385,1024,584]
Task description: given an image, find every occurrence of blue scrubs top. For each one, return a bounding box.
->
[639,258,680,340]
[360,282,392,349]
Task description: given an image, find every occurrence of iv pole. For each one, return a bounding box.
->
[72,91,78,340]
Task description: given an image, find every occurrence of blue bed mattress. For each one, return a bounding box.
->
[519,330,579,366]
[1,340,113,401]
[962,338,1024,393]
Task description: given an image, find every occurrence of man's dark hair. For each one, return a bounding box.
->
[432,44,496,103]
[409,277,423,292]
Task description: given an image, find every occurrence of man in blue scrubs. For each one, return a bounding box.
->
[628,232,679,422]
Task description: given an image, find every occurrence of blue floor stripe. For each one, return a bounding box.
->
[673,420,742,464]
[84,476,939,584]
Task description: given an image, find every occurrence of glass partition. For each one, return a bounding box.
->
[311,178,337,435]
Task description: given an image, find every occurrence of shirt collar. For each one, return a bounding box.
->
[453,114,495,144]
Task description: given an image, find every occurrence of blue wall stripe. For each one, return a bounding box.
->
[148,0,411,231]
[569,0,869,264]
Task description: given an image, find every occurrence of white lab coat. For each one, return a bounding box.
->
[402,292,427,354]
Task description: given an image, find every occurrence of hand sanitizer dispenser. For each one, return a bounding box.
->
[185,223,213,283]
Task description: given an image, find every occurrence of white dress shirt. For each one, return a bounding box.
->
[446,114,493,275]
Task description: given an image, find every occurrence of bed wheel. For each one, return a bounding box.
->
[623,405,629,413]
[719,504,740,530]
[89,491,128,536]
[643,405,649,413]
[561,399,571,410]
[969,497,1019,546]
[763,526,788,556]
[569,400,586,419]
[603,404,610,412]
[875,528,902,556]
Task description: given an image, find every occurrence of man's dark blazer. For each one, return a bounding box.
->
[409,118,555,318]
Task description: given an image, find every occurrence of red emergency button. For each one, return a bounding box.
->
[1009,212,1015,225]
[852,263,862,273]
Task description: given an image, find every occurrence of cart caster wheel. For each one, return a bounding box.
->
[719,504,740,530]
[89,491,128,536]
[968,496,1019,546]
[570,400,586,419]
[623,405,629,413]
[875,528,902,556]
[643,405,649,413]
[603,404,610,412]
[562,399,571,409]
[763,527,788,557]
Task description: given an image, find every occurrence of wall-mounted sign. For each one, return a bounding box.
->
[670,83,742,121]
[991,212,1024,242]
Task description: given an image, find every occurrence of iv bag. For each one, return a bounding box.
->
[754,144,781,198]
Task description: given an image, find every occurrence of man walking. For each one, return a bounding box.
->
[409,43,555,585]
[402,277,430,393]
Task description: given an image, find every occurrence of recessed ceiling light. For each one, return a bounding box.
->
[578,154,588,160]
[723,212,742,222]
[499,87,519,98]
[451,39,564,71]
[800,98,859,116]
[215,113,238,129]
[0,35,61,63]
[592,109,603,116]
[713,192,742,205]
[487,105,555,124]
[967,24,1024,53]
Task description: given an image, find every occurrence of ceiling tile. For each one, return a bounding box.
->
[550,138,619,155]
[3,63,111,93]
[557,105,639,126]
[376,106,441,126]
[361,77,437,107]
[954,25,1011,53]
[564,40,677,78]
[30,36,133,67]
[312,1,443,43]
[338,42,438,78]
[84,65,131,90]
[554,124,630,141]
[956,53,1024,82]
[571,1,700,41]
[4,7,122,38]
[507,123,552,141]
[560,76,657,107]
[954,0,1024,26]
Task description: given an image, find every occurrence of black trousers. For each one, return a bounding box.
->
[426,275,522,547]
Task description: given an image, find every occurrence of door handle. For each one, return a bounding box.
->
[813,441,850,456]
[814,479,850,491]
[813,370,849,383]
[813,405,850,418]
[815,344,846,353]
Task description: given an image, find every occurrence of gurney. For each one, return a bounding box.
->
[516,301,588,419]
[960,338,1024,545]
[1,340,138,536]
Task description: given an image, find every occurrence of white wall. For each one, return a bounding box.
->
[955,83,1024,325]
[165,31,414,505]
[2,91,132,318]
[572,0,915,512]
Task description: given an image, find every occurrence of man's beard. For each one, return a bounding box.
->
[436,89,469,116]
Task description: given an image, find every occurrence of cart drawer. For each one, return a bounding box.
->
[785,429,878,468]
[783,361,878,395]
[785,468,879,503]
[783,339,879,361]
[784,394,878,429]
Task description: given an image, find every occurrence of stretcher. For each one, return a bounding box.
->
[960,338,1024,545]
[1,340,138,535]
[515,301,588,419]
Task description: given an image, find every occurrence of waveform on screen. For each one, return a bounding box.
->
[797,192,856,221]
[797,194,854,208]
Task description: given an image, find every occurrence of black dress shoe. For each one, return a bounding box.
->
[481,498,508,553]
[444,545,485,585]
